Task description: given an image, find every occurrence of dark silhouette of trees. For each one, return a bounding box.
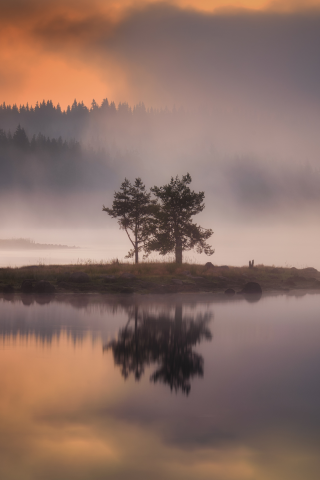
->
[0,98,187,152]
[148,173,214,264]
[2,98,320,218]
[103,174,214,264]
[0,128,8,147]
[103,178,157,263]
[12,124,29,149]
[104,304,213,395]
[0,125,72,154]
[0,126,115,192]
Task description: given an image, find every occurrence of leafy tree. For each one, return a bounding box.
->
[148,173,214,264]
[103,178,156,263]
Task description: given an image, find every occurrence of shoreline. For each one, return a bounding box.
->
[0,263,320,296]
[1,290,320,312]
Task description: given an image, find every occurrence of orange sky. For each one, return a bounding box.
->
[0,0,320,109]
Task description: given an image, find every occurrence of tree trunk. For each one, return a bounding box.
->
[175,237,183,264]
[135,240,139,264]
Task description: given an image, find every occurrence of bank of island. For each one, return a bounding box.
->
[0,263,319,296]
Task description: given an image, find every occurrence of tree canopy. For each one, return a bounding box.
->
[103,178,156,263]
[147,173,214,264]
[104,174,214,264]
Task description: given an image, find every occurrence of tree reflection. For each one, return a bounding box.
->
[104,304,213,395]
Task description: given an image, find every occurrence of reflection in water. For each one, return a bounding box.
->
[1,294,320,480]
[243,292,262,303]
[0,294,133,344]
[104,304,212,395]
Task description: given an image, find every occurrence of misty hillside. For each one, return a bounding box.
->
[0,100,192,154]
[0,124,119,192]
[1,101,320,226]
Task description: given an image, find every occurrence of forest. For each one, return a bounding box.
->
[0,124,117,192]
[0,99,185,149]
[1,99,320,222]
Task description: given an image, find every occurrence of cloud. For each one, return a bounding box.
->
[104,5,320,104]
[10,2,320,111]
[1,2,320,104]
[101,4,320,161]
[1,1,320,160]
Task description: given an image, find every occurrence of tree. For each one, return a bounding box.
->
[12,124,29,150]
[103,178,156,263]
[104,303,212,395]
[148,173,214,264]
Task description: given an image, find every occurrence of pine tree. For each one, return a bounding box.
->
[148,173,214,264]
[103,178,156,263]
[12,124,29,150]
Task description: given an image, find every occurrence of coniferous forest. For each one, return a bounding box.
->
[0,99,188,150]
[0,99,194,195]
[0,124,117,192]
[1,99,320,221]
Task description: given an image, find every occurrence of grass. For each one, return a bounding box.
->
[0,261,319,294]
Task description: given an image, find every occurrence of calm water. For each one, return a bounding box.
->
[0,292,320,480]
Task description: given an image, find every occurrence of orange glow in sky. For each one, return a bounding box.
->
[0,0,320,109]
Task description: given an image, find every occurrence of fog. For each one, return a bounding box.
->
[0,5,320,267]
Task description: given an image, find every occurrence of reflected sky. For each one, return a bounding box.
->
[0,293,320,479]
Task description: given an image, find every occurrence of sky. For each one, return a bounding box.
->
[1,0,320,109]
[2,0,320,162]
[1,0,320,266]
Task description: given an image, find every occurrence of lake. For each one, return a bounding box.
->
[0,292,319,480]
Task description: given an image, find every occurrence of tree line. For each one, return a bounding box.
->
[0,99,187,143]
[0,99,182,122]
[0,125,117,192]
[103,174,214,264]
[0,125,80,153]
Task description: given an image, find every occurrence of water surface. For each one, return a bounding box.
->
[1,293,319,480]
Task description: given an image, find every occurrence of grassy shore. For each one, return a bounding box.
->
[0,262,320,295]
